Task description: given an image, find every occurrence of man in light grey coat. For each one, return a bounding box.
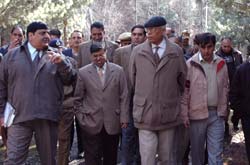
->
[78,21,118,68]
[129,16,187,165]
[0,22,76,164]
[74,43,129,165]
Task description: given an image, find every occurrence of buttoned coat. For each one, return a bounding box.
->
[74,62,129,135]
[129,38,187,130]
[78,40,118,68]
[0,43,76,123]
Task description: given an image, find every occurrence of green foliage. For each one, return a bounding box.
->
[209,0,250,46]
[0,0,91,43]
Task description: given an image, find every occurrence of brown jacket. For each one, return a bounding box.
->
[129,38,187,130]
[74,62,129,135]
[0,43,76,123]
[113,44,134,94]
[78,40,118,68]
[181,53,229,121]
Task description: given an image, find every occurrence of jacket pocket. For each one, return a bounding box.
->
[133,97,146,123]
[161,100,179,123]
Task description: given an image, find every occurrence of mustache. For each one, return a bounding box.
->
[43,38,50,42]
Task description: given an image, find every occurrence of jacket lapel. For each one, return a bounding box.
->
[156,37,177,72]
[34,51,48,79]
[140,41,156,66]
[103,63,114,90]
[88,64,103,89]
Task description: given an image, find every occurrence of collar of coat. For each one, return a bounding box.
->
[189,52,226,77]
[86,62,117,90]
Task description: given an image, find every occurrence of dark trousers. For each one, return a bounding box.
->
[121,116,140,165]
[241,116,250,164]
[75,117,84,155]
[83,127,119,165]
[58,109,74,165]
[5,119,58,165]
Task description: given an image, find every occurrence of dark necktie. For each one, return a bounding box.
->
[154,46,160,65]
[33,51,40,70]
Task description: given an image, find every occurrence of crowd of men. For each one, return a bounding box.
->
[0,15,249,165]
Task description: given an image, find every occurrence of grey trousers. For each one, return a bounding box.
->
[4,119,58,165]
[190,110,224,165]
[138,127,176,165]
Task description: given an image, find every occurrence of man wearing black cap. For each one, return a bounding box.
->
[74,43,129,165]
[0,21,76,164]
[78,21,118,67]
[129,16,187,164]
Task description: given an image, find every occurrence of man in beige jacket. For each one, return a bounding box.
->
[181,32,229,165]
[129,16,187,165]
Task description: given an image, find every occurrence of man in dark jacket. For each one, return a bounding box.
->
[230,61,250,164]
[0,21,76,164]
[215,37,243,134]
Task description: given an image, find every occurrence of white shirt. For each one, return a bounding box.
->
[151,38,166,59]
[95,62,107,75]
[27,42,42,61]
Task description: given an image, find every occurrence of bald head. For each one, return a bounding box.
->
[221,38,233,54]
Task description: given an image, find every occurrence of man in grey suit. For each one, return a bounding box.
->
[113,24,146,165]
[0,21,76,165]
[129,16,187,165]
[78,21,118,68]
[74,43,129,165]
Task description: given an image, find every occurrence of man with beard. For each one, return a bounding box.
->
[0,21,76,164]
[113,24,146,165]
[78,21,118,68]
[215,37,243,135]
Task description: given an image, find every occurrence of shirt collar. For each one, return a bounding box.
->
[198,51,217,63]
[151,38,166,50]
[27,42,37,56]
[95,62,107,71]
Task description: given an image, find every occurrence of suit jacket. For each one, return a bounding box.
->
[78,40,118,68]
[129,37,187,130]
[113,44,134,94]
[74,62,129,135]
[0,42,77,123]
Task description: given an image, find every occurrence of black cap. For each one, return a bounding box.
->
[49,39,63,48]
[144,16,167,28]
[90,43,103,54]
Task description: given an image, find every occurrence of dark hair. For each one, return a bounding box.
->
[195,32,216,47]
[26,21,48,39]
[220,36,232,42]
[91,22,104,31]
[90,43,103,53]
[49,29,61,38]
[71,30,84,38]
[11,25,25,35]
[193,34,199,45]
[131,24,146,36]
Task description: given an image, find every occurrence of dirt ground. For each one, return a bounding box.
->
[0,118,248,165]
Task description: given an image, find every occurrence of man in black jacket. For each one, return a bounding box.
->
[216,37,243,135]
[230,61,250,164]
